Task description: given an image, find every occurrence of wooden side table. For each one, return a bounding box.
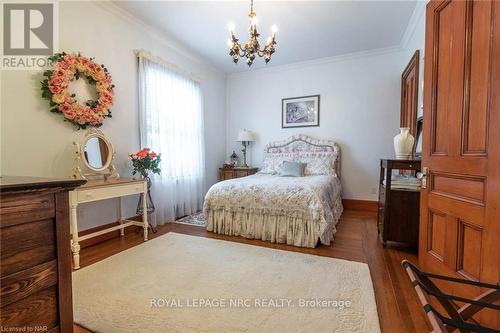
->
[378,159,421,250]
[219,167,258,181]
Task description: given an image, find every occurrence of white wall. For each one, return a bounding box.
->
[225,2,427,202]
[226,49,408,201]
[0,2,226,230]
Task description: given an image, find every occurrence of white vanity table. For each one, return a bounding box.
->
[69,178,148,269]
[69,129,149,269]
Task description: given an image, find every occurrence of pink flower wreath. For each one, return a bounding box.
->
[41,52,114,130]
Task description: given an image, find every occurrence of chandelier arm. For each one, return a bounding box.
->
[260,45,271,53]
[228,0,277,65]
[232,42,245,57]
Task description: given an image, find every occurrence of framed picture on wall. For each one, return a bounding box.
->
[282,95,320,128]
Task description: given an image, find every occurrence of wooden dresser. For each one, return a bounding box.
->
[0,176,86,333]
[377,159,421,250]
[219,167,258,181]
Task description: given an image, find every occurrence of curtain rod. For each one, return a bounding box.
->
[134,49,202,83]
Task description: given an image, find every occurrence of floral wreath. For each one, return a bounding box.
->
[41,52,114,130]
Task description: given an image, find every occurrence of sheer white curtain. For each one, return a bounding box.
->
[137,51,205,225]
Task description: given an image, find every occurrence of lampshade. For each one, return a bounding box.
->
[237,129,255,142]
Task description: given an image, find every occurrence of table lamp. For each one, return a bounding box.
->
[237,129,255,168]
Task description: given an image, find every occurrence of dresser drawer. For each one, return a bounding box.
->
[221,170,235,180]
[1,219,56,276]
[0,285,58,331]
[1,260,57,307]
[0,193,54,227]
[235,171,250,178]
[219,168,258,181]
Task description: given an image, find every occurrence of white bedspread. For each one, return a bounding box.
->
[204,174,343,248]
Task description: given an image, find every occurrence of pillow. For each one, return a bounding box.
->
[259,155,292,174]
[298,156,336,176]
[280,161,306,177]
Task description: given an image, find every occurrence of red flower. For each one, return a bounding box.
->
[149,152,157,158]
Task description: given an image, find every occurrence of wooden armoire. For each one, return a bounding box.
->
[419,0,500,328]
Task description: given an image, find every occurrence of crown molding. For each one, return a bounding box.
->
[90,1,225,78]
[227,45,403,79]
[400,1,427,50]
[90,1,426,79]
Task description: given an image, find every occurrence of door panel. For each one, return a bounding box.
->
[427,210,446,261]
[430,172,485,205]
[462,0,491,156]
[456,221,483,281]
[420,0,499,328]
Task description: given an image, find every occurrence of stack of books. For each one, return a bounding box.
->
[383,174,421,190]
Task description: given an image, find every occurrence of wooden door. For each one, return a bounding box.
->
[401,50,420,137]
[420,0,499,328]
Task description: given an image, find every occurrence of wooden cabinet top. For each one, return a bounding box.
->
[219,167,259,171]
[0,176,86,192]
[380,159,421,170]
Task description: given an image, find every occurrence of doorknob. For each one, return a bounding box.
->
[416,167,428,189]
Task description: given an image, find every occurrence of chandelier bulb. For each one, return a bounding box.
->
[271,25,278,33]
[228,23,235,32]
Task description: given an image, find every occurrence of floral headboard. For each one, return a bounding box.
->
[262,134,341,177]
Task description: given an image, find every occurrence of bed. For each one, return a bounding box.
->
[204,134,343,248]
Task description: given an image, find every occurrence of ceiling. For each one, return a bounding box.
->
[114,1,418,73]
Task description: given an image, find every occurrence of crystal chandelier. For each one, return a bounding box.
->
[228,0,277,66]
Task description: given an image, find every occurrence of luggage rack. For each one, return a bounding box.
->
[402,260,500,333]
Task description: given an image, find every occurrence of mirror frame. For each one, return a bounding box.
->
[81,132,112,172]
[73,128,119,180]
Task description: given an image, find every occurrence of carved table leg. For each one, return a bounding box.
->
[69,197,81,269]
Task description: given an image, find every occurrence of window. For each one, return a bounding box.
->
[138,52,205,224]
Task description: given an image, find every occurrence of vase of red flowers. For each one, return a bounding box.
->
[129,148,161,216]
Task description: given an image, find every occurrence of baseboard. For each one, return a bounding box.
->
[342,199,378,213]
[79,200,377,248]
[79,215,142,249]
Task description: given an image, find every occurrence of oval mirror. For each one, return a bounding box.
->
[83,136,110,171]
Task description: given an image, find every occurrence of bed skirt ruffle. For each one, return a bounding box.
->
[205,197,343,248]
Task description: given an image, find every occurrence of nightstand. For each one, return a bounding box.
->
[378,159,421,250]
[219,167,258,181]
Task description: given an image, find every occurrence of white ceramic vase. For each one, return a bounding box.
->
[394,127,415,160]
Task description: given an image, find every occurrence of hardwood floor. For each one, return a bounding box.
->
[74,209,431,333]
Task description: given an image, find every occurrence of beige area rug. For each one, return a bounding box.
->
[73,233,380,333]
